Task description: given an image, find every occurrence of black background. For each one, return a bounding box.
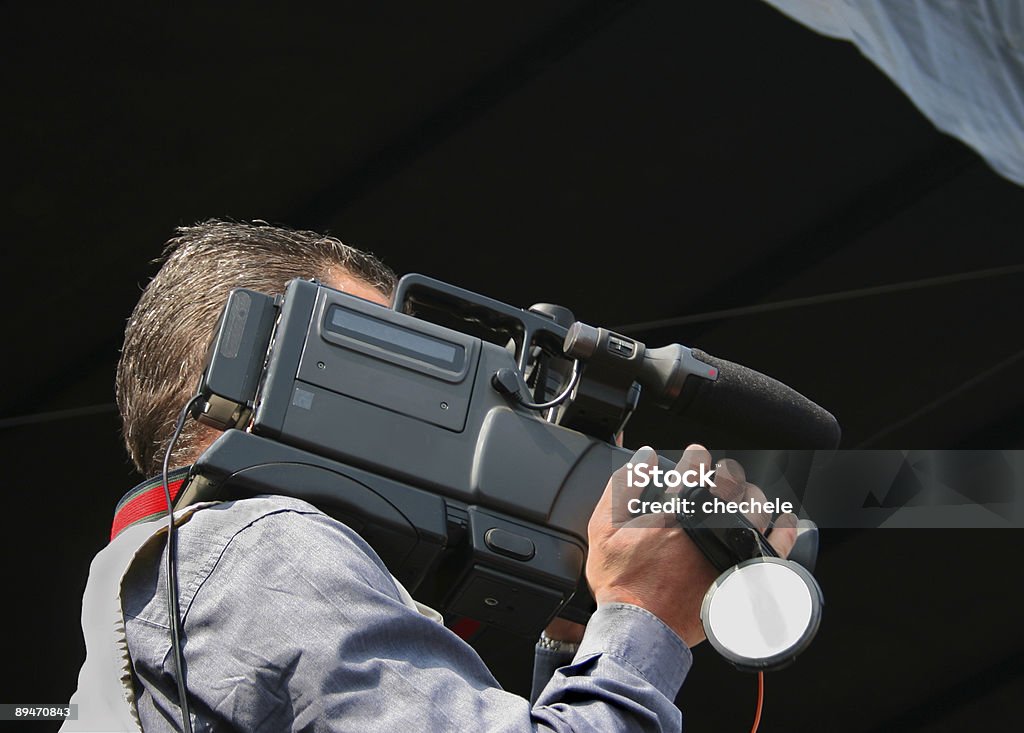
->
[3,2,1023,730]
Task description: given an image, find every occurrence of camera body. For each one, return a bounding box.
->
[179,274,834,644]
[181,276,639,634]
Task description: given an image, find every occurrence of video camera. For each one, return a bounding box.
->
[178,275,838,668]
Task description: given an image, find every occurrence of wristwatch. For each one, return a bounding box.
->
[537,630,580,654]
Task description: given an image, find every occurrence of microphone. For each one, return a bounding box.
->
[562,322,840,449]
[638,343,841,449]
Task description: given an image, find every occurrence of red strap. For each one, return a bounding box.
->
[110,472,189,540]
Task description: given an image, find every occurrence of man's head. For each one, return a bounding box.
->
[116,219,395,476]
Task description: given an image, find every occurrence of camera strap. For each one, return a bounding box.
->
[110,466,193,540]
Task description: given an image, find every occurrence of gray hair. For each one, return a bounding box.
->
[116,219,396,475]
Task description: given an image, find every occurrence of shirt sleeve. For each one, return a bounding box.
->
[139,507,691,732]
[761,0,1024,186]
[531,646,576,705]
[529,606,693,714]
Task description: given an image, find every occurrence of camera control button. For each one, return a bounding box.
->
[484,528,536,561]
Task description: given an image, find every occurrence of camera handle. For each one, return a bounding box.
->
[393,274,568,372]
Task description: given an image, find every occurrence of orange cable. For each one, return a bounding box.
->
[750,671,764,733]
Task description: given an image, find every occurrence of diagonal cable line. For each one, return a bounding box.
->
[855,347,1024,448]
[0,403,117,430]
[613,263,1024,333]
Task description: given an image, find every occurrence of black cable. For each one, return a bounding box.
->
[611,262,1024,333]
[162,394,203,733]
[497,359,582,411]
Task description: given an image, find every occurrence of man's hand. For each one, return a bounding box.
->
[584,444,796,647]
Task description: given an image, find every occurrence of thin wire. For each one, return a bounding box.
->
[751,671,764,733]
[855,347,1024,448]
[0,403,116,430]
[514,359,582,411]
[612,263,1024,333]
[163,395,203,733]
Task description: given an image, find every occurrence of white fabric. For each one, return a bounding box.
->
[763,0,1024,185]
[61,507,206,732]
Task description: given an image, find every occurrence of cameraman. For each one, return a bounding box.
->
[65,220,795,732]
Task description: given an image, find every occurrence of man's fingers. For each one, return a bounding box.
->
[768,512,798,558]
[595,446,658,529]
[711,458,745,502]
[741,482,772,532]
[713,459,792,535]
[599,445,712,532]
[675,444,712,476]
[669,443,713,505]
[612,446,659,525]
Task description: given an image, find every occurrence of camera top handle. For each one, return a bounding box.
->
[393,274,571,374]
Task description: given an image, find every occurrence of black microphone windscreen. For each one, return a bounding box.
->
[677,349,841,449]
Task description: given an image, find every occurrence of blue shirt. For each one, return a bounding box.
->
[121,494,692,731]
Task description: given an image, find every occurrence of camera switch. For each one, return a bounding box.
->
[484,528,536,561]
